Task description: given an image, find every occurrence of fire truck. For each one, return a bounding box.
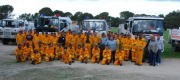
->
[34,15,72,32]
[169,27,180,51]
[0,19,26,45]
[123,17,165,50]
[82,19,109,36]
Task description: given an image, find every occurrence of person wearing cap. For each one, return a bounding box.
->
[106,36,117,63]
[124,34,132,61]
[44,43,54,62]
[33,31,40,48]
[23,43,33,61]
[91,44,100,63]
[131,35,139,62]
[100,33,108,60]
[16,30,25,45]
[101,45,111,65]
[135,35,146,66]
[15,44,25,62]
[114,47,124,66]
[78,45,90,64]
[55,43,64,60]
[31,50,42,65]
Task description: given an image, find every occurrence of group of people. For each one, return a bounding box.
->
[15,29,163,66]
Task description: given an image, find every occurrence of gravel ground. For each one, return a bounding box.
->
[0,43,180,80]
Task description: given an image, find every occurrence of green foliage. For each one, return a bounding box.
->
[162,31,180,58]
[164,10,180,29]
[53,10,64,16]
[120,11,134,19]
[39,7,53,16]
[0,5,14,19]
[19,13,33,21]
[64,12,73,17]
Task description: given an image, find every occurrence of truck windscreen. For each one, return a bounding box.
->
[83,21,106,31]
[3,20,16,27]
[132,19,164,35]
[37,18,59,29]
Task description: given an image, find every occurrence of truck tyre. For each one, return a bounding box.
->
[2,38,9,45]
[173,46,179,51]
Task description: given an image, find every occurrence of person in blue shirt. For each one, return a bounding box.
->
[156,34,164,65]
[106,36,117,63]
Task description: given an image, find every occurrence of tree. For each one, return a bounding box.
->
[120,11,134,20]
[72,11,83,22]
[19,13,33,21]
[39,7,53,16]
[32,13,39,20]
[64,12,72,17]
[53,10,64,16]
[164,10,180,29]
[0,5,14,19]
[158,14,164,18]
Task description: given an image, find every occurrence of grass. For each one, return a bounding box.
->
[110,27,180,58]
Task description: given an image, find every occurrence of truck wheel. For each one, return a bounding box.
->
[172,45,179,51]
[2,38,9,45]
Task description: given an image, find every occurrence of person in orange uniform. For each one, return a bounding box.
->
[34,42,45,57]
[101,45,112,65]
[76,45,82,59]
[91,44,100,63]
[85,33,92,58]
[31,50,42,65]
[78,46,90,64]
[16,30,25,45]
[71,31,77,49]
[23,43,33,60]
[43,32,50,48]
[15,44,25,62]
[55,43,64,60]
[67,44,75,60]
[114,47,124,66]
[92,32,100,48]
[44,43,55,62]
[51,33,58,48]
[33,32,40,48]
[77,34,83,47]
[131,35,138,62]
[80,31,86,45]
[39,32,45,43]
[136,35,146,66]
[25,31,34,47]
[65,31,73,47]
[124,34,132,61]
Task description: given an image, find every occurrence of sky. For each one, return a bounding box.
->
[0,0,180,18]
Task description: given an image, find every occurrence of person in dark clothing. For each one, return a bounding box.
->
[143,35,152,63]
[58,32,66,47]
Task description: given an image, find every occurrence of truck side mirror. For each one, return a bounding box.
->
[124,23,127,30]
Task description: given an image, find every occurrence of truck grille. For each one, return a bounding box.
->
[4,31,11,36]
